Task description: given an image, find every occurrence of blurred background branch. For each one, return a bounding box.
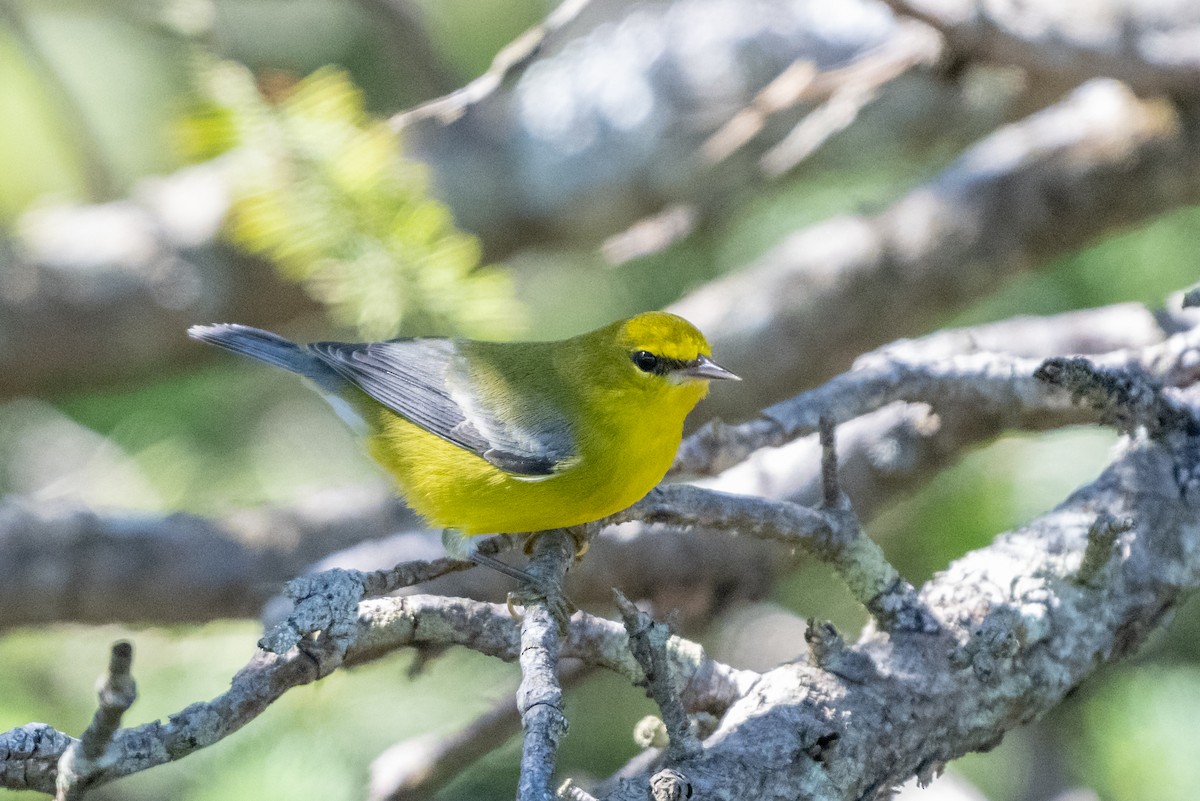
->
[881,0,1200,95]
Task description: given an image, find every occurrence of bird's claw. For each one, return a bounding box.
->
[506,584,576,633]
[522,526,590,560]
[567,525,590,559]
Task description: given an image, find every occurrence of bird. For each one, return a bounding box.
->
[188,311,738,568]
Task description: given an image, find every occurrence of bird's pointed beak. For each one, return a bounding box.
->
[684,355,741,381]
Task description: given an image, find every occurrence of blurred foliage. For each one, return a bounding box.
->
[412,0,550,79]
[0,1,190,218]
[0,24,83,219]
[954,206,1200,326]
[21,367,383,512]
[1074,663,1200,801]
[181,62,523,339]
[875,428,1120,586]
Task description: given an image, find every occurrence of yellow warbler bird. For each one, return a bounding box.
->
[189,312,737,551]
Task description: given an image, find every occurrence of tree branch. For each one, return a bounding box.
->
[395,0,975,257]
[0,487,421,626]
[54,642,136,801]
[0,593,755,795]
[699,20,942,171]
[389,0,593,130]
[675,299,1200,476]
[5,301,1197,630]
[515,531,575,801]
[0,163,317,399]
[611,483,935,635]
[614,592,702,763]
[601,409,1200,798]
[675,79,1200,423]
[7,301,1200,798]
[882,0,1200,96]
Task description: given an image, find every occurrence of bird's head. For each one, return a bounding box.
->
[612,312,740,393]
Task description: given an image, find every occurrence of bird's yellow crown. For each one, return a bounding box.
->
[614,311,712,362]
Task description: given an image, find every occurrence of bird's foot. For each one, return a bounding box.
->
[450,529,577,630]
[567,524,591,558]
[521,525,591,559]
[507,582,576,633]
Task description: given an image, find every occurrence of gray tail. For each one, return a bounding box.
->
[188,323,341,389]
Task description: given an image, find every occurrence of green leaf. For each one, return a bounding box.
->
[182,60,523,339]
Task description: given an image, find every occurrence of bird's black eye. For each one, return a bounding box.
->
[632,351,661,373]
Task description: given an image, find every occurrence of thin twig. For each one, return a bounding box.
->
[613,591,702,763]
[516,531,575,801]
[360,534,515,595]
[702,23,941,166]
[610,484,937,633]
[673,321,1200,477]
[819,415,839,509]
[390,0,592,129]
[55,642,137,800]
[369,664,595,801]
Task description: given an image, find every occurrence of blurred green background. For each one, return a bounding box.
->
[3,1,1200,800]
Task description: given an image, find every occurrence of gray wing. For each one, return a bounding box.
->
[308,339,574,476]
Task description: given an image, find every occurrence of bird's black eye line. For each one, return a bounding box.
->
[630,351,691,375]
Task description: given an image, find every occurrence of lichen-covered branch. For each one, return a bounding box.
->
[601,407,1200,799]
[7,297,1200,798]
[675,300,1200,476]
[0,593,754,795]
[0,640,337,795]
[675,79,1200,423]
[6,301,1198,630]
[611,483,935,634]
[55,642,136,801]
[514,531,575,801]
[614,591,702,763]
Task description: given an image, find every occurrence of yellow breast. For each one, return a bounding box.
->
[367,383,702,535]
